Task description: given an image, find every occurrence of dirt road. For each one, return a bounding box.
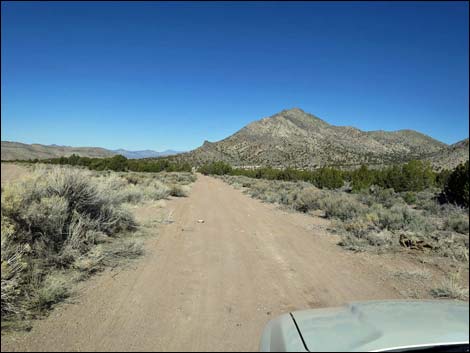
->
[2,174,404,352]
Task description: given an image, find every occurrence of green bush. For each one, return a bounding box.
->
[350,165,375,191]
[201,160,443,193]
[26,153,192,174]
[312,168,344,189]
[403,192,417,205]
[199,161,233,175]
[442,161,469,208]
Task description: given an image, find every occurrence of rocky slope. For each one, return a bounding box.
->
[424,138,469,170]
[171,108,448,169]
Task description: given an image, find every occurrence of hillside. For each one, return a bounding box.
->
[1,142,183,161]
[1,141,117,161]
[171,108,448,168]
[424,138,469,170]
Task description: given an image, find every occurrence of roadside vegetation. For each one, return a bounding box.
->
[3,153,192,173]
[200,160,450,192]
[1,165,195,330]
[200,160,468,206]
[214,160,469,263]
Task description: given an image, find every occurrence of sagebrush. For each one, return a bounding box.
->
[220,175,469,261]
[1,166,195,326]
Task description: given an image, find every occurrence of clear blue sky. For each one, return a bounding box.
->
[1,1,468,151]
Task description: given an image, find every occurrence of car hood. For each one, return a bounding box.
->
[290,300,469,352]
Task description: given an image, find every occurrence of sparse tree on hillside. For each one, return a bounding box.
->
[442,161,469,208]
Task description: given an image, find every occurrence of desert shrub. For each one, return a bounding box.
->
[199,161,232,175]
[143,181,171,200]
[219,175,468,261]
[322,193,366,221]
[97,174,144,204]
[350,165,375,191]
[27,154,192,173]
[372,204,436,234]
[201,159,443,193]
[445,213,469,234]
[371,187,403,208]
[98,172,195,202]
[442,161,469,208]
[168,184,189,197]
[436,169,452,188]
[402,192,417,205]
[74,237,144,275]
[1,167,138,323]
[152,172,196,185]
[29,273,71,313]
[259,191,280,204]
[340,217,373,238]
[347,161,437,192]
[430,272,469,300]
[339,230,395,252]
[374,204,410,231]
[312,168,344,189]
[276,189,294,205]
[415,190,441,214]
[292,188,326,212]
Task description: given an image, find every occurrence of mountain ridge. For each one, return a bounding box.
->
[171,108,462,169]
[2,108,467,169]
[112,149,182,159]
[1,141,182,161]
[424,138,469,170]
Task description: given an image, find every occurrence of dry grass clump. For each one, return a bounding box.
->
[73,236,144,275]
[155,172,197,185]
[123,171,196,187]
[338,230,396,252]
[430,272,469,300]
[119,171,194,199]
[168,184,190,197]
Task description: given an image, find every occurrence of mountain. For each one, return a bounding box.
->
[1,141,116,161]
[424,138,469,170]
[1,141,184,161]
[112,149,182,159]
[171,108,448,169]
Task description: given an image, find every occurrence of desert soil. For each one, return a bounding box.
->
[1,167,451,352]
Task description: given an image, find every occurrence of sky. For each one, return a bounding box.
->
[1,1,469,151]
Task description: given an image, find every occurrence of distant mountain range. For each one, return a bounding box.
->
[2,108,468,170]
[1,141,116,160]
[112,149,182,159]
[170,108,468,170]
[0,141,182,161]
